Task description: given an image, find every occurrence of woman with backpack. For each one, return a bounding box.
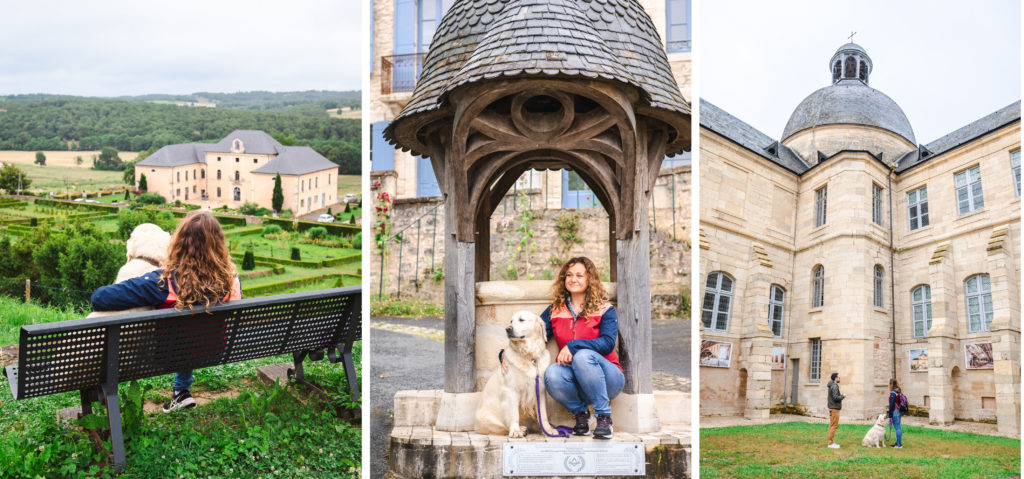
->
[887,378,905,448]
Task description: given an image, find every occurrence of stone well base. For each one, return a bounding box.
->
[388,427,690,479]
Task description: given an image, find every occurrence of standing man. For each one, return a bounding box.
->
[826,372,845,448]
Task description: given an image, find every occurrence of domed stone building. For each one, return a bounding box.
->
[699,43,1020,434]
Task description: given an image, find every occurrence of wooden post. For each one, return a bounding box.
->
[24,279,30,303]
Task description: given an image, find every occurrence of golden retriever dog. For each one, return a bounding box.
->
[474,310,553,437]
[86,223,170,318]
[861,413,889,447]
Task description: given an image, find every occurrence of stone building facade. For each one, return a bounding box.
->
[135,130,339,213]
[699,43,1020,434]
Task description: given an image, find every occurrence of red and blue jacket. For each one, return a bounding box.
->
[91,269,241,311]
[540,302,621,371]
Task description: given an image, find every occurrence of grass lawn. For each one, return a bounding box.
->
[335,175,360,200]
[0,151,137,194]
[700,421,1020,479]
[0,297,361,478]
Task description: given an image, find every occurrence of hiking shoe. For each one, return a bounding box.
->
[162,390,196,413]
[593,414,613,440]
[892,445,903,449]
[827,443,840,449]
[572,410,590,436]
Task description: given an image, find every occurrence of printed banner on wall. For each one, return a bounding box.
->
[964,343,994,369]
[909,348,928,372]
[700,340,732,368]
[771,347,786,370]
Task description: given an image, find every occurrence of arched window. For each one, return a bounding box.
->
[701,272,734,332]
[832,60,841,82]
[769,284,785,337]
[965,274,993,333]
[858,60,868,82]
[233,187,241,201]
[912,285,932,338]
[217,187,221,198]
[844,56,856,78]
[873,265,884,308]
[812,265,824,308]
[201,169,205,179]
[234,171,240,181]
[217,170,222,180]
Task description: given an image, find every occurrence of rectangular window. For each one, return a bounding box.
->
[872,183,883,225]
[809,338,821,382]
[769,285,785,338]
[666,0,691,53]
[954,166,984,215]
[1012,150,1020,197]
[814,186,827,227]
[907,186,929,231]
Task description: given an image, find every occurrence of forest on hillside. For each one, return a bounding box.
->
[0,93,360,174]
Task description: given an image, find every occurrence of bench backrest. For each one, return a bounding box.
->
[14,287,361,400]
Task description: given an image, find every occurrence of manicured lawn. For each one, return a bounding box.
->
[700,421,1020,479]
[335,174,360,200]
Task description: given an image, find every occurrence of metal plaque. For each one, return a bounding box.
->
[502,442,645,476]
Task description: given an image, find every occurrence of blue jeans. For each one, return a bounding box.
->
[892,410,902,446]
[173,370,193,392]
[544,349,624,416]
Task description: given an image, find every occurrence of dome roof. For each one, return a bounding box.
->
[781,79,916,144]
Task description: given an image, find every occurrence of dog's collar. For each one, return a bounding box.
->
[133,256,162,267]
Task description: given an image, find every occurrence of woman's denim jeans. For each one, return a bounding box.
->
[892,409,903,446]
[544,349,624,416]
[173,370,194,392]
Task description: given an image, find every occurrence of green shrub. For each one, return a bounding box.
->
[308,226,328,240]
[137,193,166,205]
[327,207,332,215]
[348,215,355,225]
[262,224,283,236]
[29,217,37,227]
[344,203,351,213]
[291,247,301,261]
[352,232,362,249]
[239,202,260,216]
[242,250,256,271]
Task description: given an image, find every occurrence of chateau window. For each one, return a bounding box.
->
[812,265,824,308]
[872,183,883,225]
[201,170,205,179]
[809,338,821,382]
[235,158,240,163]
[176,188,180,197]
[328,174,331,185]
[954,166,984,215]
[907,186,929,230]
[217,157,221,162]
[233,187,241,201]
[831,60,841,82]
[315,177,318,188]
[873,265,884,308]
[253,158,258,164]
[300,199,304,207]
[192,185,196,194]
[814,185,827,227]
[193,169,196,180]
[217,170,222,180]
[965,274,993,333]
[177,172,180,182]
[234,171,240,181]
[666,0,691,53]
[1012,150,1020,196]
[701,272,734,332]
[769,284,785,338]
[217,187,221,198]
[858,60,868,82]
[302,180,305,192]
[844,56,856,78]
[912,285,932,338]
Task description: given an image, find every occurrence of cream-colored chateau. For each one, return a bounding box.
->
[135,130,339,213]
[699,43,1021,434]
[370,0,691,203]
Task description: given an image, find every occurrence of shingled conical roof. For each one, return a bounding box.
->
[386,0,689,155]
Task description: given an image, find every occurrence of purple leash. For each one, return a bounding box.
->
[536,375,573,438]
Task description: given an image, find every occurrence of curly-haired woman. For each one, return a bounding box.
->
[541,256,622,439]
[91,210,241,412]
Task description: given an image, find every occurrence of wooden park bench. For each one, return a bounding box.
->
[3,286,361,470]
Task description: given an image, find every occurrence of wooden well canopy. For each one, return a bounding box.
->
[385,0,691,396]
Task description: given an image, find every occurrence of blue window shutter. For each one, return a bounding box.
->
[371,121,395,171]
[394,0,416,55]
[417,155,441,197]
[666,0,691,53]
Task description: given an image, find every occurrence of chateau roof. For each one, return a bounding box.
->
[896,101,1021,173]
[251,146,337,175]
[782,79,916,145]
[137,143,213,167]
[700,99,809,174]
[210,130,284,155]
[386,0,690,154]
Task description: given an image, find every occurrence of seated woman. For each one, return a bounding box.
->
[541,256,623,439]
[91,210,241,412]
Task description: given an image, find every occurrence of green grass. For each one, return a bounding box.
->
[0,300,362,478]
[370,297,444,317]
[700,421,1020,479]
[0,298,81,344]
[335,175,360,200]
[8,163,124,193]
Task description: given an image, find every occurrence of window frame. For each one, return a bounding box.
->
[1012,150,1020,197]
[769,284,785,338]
[911,285,932,338]
[907,186,929,231]
[872,183,883,226]
[873,265,884,308]
[814,185,827,227]
[812,265,824,308]
[954,166,984,215]
[665,0,691,53]
[965,274,994,333]
[701,272,734,332]
[809,338,821,382]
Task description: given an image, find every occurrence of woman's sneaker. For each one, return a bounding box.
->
[162,390,196,413]
[572,410,590,436]
[593,414,613,439]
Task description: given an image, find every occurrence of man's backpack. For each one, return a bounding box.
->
[897,392,909,414]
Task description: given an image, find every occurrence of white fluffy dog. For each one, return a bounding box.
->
[474,311,553,437]
[861,413,889,447]
[86,223,170,318]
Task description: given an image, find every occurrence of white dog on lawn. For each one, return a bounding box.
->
[86,223,170,318]
[861,413,889,447]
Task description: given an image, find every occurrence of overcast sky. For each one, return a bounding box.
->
[700,0,1021,145]
[0,0,362,96]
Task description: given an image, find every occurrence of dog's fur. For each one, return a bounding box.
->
[861,413,889,447]
[86,223,170,318]
[474,311,553,437]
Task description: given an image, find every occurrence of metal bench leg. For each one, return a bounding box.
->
[79,388,94,416]
[101,383,126,471]
[340,342,359,403]
[291,351,308,382]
